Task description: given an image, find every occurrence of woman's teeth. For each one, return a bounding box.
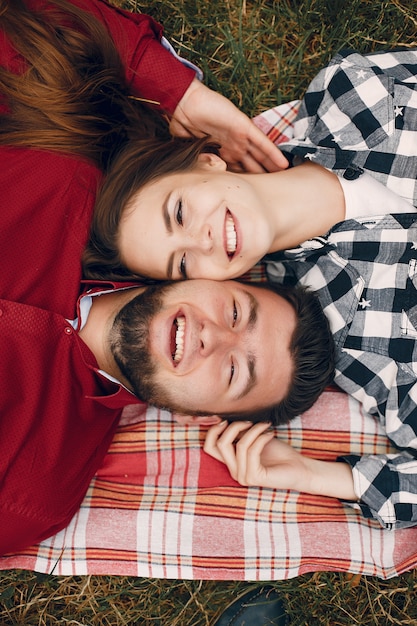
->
[173,316,185,363]
[226,213,237,255]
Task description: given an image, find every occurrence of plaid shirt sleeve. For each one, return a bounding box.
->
[280,49,417,207]
[336,350,417,530]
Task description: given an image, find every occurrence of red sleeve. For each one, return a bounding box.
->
[0,509,71,556]
[64,0,197,114]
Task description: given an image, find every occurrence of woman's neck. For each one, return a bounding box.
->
[250,161,346,252]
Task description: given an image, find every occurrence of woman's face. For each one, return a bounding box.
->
[118,153,274,281]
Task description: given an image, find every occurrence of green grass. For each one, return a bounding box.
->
[2,0,417,624]
[125,0,416,114]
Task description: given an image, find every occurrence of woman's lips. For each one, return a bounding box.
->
[171,315,185,365]
[225,210,237,258]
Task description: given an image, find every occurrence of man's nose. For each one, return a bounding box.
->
[199,321,236,356]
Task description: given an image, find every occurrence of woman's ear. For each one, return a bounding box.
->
[196,152,227,171]
[174,414,223,426]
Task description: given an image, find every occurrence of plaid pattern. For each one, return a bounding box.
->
[279,49,417,207]
[2,104,417,578]
[2,391,417,579]
[266,213,417,529]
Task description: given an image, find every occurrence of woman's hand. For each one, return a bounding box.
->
[203,421,311,491]
[204,420,357,500]
[170,79,289,173]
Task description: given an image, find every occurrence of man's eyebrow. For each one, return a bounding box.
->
[163,195,174,279]
[233,290,258,400]
[246,290,258,329]
[235,354,257,400]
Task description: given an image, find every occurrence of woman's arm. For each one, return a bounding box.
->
[71,0,288,172]
[204,421,356,499]
[170,78,288,172]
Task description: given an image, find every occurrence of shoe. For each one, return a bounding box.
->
[212,585,288,625]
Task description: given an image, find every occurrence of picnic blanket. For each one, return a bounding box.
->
[1,103,417,579]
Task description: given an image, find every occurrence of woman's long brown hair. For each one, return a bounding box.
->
[83,135,218,282]
[0,0,166,170]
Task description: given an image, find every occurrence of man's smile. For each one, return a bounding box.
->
[172,315,185,364]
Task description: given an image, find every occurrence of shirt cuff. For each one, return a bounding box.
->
[129,37,199,115]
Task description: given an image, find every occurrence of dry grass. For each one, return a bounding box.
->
[2,1,417,624]
[1,569,417,624]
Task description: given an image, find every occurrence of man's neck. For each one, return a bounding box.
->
[78,286,145,384]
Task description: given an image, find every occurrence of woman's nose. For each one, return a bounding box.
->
[189,224,213,253]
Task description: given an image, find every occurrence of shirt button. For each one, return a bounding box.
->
[64,326,72,334]
[343,166,364,180]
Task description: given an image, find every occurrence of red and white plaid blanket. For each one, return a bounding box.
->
[1,103,416,579]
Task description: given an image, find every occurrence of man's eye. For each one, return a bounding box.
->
[175,200,183,226]
[179,254,187,279]
[229,359,235,385]
[232,301,238,327]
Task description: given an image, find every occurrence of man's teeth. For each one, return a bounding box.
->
[174,316,185,363]
[226,213,237,255]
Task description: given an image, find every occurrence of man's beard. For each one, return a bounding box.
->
[109,283,172,407]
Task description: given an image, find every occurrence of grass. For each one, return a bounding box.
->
[1,569,417,624]
[2,0,417,624]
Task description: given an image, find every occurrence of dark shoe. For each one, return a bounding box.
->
[212,585,288,625]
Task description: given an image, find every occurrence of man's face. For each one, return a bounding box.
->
[113,280,297,416]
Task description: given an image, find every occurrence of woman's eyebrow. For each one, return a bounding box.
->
[163,194,175,278]
[167,253,174,280]
[162,194,172,234]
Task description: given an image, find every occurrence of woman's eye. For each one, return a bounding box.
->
[179,254,187,279]
[229,359,235,385]
[232,301,238,327]
[175,200,183,226]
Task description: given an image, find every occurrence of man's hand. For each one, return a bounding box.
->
[170,79,289,173]
[204,420,357,500]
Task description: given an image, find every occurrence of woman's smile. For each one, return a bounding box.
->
[225,209,238,257]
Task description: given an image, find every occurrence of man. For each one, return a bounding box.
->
[205,211,417,532]
[1,273,332,556]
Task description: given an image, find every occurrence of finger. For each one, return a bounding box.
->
[213,422,254,479]
[232,423,272,482]
[203,420,229,462]
[247,126,289,170]
[216,421,254,446]
[234,152,267,174]
[244,141,288,173]
[241,433,276,486]
[234,422,273,457]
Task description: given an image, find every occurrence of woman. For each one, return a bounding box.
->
[0,0,285,555]
[84,48,417,282]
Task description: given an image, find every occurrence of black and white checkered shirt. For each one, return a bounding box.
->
[266,213,417,529]
[280,49,417,208]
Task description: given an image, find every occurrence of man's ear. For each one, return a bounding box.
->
[196,152,227,171]
[174,414,223,426]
